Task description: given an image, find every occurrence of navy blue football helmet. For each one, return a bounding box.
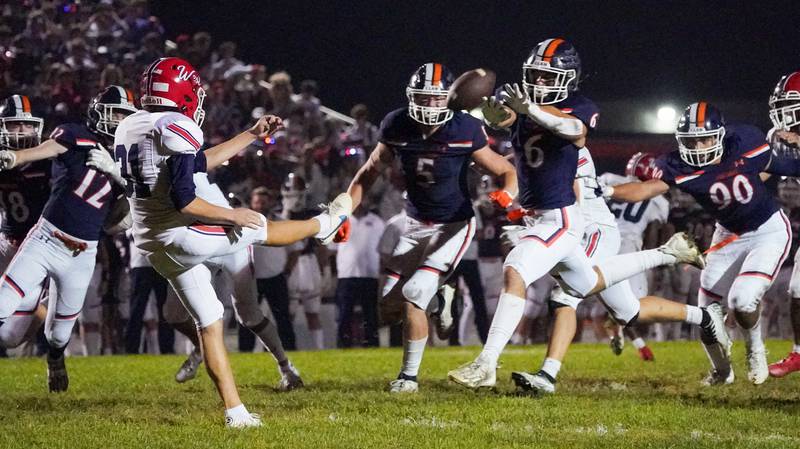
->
[406,63,455,126]
[675,102,726,167]
[523,38,581,105]
[0,95,43,150]
[87,85,138,140]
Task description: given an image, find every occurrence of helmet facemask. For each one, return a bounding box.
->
[193,87,206,127]
[0,117,43,150]
[676,127,725,167]
[522,62,577,105]
[92,102,137,139]
[769,95,800,131]
[406,88,453,126]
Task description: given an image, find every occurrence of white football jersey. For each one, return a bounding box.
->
[576,147,617,227]
[193,172,229,208]
[114,110,205,251]
[599,172,669,250]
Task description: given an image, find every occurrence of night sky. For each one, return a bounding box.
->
[153,0,800,131]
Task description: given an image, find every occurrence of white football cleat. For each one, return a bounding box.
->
[175,350,203,383]
[315,193,352,244]
[658,232,705,269]
[277,363,304,391]
[701,368,734,386]
[225,413,263,429]
[746,348,769,385]
[433,284,456,340]
[703,303,732,353]
[448,360,496,389]
[388,378,419,393]
[511,370,556,395]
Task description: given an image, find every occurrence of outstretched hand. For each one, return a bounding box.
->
[249,115,284,140]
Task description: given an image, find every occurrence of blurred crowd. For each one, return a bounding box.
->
[2,0,799,359]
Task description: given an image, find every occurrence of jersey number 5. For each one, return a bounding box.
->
[709,174,753,209]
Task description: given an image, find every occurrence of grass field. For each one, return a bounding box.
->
[2,341,800,449]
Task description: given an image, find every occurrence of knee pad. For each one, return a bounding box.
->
[45,320,76,349]
[598,281,640,325]
[401,269,440,310]
[729,275,770,314]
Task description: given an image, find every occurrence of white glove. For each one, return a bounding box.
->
[480,96,511,128]
[86,146,126,187]
[599,180,615,199]
[499,83,532,115]
[0,150,17,171]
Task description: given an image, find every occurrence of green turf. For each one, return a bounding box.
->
[2,341,800,449]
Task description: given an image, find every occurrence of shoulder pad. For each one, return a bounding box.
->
[155,113,204,155]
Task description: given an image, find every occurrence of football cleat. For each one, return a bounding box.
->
[703,303,732,353]
[388,378,419,393]
[701,368,734,386]
[315,193,353,245]
[432,284,456,340]
[225,413,263,429]
[746,348,769,385]
[606,320,624,356]
[657,232,705,269]
[448,360,496,389]
[769,352,800,378]
[47,352,69,393]
[175,350,203,383]
[638,346,655,362]
[511,370,556,395]
[277,363,304,392]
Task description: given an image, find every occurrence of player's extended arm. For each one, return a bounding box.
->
[605,179,670,203]
[764,153,800,177]
[499,83,586,143]
[203,115,283,170]
[346,142,394,211]
[180,198,264,230]
[0,139,66,169]
[471,146,518,201]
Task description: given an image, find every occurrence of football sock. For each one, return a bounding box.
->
[596,250,675,288]
[400,337,428,378]
[225,404,251,420]
[685,305,704,325]
[793,344,800,354]
[478,293,526,367]
[540,357,562,380]
[310,328,324,350]
[632,337,646,349]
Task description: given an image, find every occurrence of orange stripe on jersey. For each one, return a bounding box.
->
[21,96,31,113]
[542,38,565,62]
[696,102,707,126]
[432,63,442,86]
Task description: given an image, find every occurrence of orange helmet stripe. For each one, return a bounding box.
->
[432,63,442,86]
[126,89,134,103]
[542,38,565,62]
[696,101,707,126]
[20,95,31,113]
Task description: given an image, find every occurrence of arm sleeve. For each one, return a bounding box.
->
[193,150,207,173]
[155,113,205,156]
[765,153,800,177]
[166,154,197,210]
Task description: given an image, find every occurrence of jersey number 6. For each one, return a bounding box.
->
[524,135,544,168]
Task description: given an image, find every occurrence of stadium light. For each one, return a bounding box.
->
[656,106,677,125]
[644,105,678,133]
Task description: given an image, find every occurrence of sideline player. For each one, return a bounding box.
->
[346,62,518,393]
[605,102,800,385]
[0,86,136,392]
[112,57,349,427]
[447,39,728,393]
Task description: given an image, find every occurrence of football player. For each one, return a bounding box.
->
[346,62,518,393]
[766,72,800,378]
[0,95,50,352]
[598,152,670,360]
[111,57,349,427]
[605,101,800,385]
[448,39,728,394]
[0,86,136,392]
[163,172,303,391]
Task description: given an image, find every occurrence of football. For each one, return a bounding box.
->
[447,68,496,111]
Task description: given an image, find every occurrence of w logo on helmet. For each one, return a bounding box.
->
[176,65,196,82]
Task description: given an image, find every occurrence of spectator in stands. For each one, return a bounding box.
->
[268,71,295,118]
[342,104,379,150]
[209,41,244,81]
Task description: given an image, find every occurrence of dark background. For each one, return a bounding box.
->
[152,0,800,130]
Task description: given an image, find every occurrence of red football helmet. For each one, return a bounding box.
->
[140,57,206,126]
[769,71,800,131]
[625,152,657,181]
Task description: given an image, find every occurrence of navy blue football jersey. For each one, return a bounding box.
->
[379,109,487,223]
[508,93,599,210]
[0,159,50,240]
[43,123,118,241]
[654,123,777,234]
